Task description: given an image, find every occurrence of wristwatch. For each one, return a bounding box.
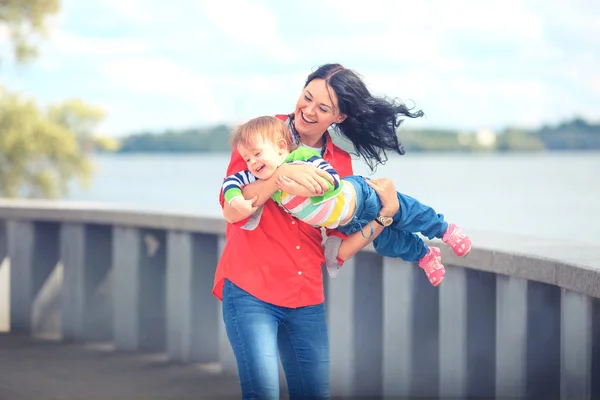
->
[375,213,393,227]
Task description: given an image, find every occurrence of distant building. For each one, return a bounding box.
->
[476,127,497,148]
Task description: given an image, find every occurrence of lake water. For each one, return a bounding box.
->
[65,151,600,245]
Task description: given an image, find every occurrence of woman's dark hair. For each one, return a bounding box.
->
[305,63,424,171]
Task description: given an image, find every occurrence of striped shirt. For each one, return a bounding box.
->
[222,146,353,229]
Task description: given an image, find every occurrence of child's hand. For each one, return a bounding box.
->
[230,195,260,217]
[276,175,317,197]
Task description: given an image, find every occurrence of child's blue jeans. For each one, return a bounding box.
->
[336,175,449,262]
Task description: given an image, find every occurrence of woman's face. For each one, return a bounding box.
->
[294,78,345,141]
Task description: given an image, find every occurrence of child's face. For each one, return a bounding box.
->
[237,136,289,180]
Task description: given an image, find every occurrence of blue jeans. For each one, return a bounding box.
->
[337,175,449,262]
[222,279,329,400]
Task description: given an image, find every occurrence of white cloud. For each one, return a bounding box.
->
[594,78,600,95]
[101,57,225,123]
[440,1,544,40]
[0,25,9,41]
[4,0,599,134]
[0,25,18,65]
[50,30,148,55]
[102,58,201,95]
[363,70,433,101]
[101,0,165,23]
[197,0,295,61]
[328,0,543,40]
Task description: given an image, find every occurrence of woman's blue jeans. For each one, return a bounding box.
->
[337,175,449,262]
[222,279,329,400]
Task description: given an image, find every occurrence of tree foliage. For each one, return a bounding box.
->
[0,88,104,198]
[0,0,104,199]
[0,0,60,64]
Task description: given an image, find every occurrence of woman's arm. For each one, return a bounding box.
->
[275,156,341,197]
[336,178,399,261]
[336,222,386,261]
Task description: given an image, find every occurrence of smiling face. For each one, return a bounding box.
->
[294,78,346,146]
[230,116,295,180]
[237,136,288,180]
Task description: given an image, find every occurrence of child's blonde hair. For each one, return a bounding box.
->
[230,116,296,151]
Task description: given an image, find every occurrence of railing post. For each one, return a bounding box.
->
[61,223,113,342]
[113,226,140,350]
[439,265,467,397]
[8,221,60,336]
[328,252,383,397]
[166,231,219,363]
[526,281,560,397]
[113,226,166,351]
[189,232,220,362]
[382,258,415,397]
[560,289,592,400]
[464,269,496,397]
[61,223,85,340]
[0,221,8,332]
[7,221,34,333]
[496,275,527,398]
[83,225,113,341]
[166,230,192,361]
[217,235,237,375]
[382,255,441,397]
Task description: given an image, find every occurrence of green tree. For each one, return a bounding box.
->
[496,128,546,152]
[48,98,106,152]
[1,0,106,198]
[0,0,60,64]
[0,88,104,198]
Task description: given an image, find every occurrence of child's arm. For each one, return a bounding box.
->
[220,145,336,225]
[220,150,280,225]
[222,170,258,204]
[222,170,260,219]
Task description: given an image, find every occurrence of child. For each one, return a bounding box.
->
[222,116,472,286]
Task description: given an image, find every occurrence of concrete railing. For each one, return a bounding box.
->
[0,199,598,399]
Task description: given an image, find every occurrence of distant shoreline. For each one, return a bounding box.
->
[94,148,600,156]
[95,118,600,154]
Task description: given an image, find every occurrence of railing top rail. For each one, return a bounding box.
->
[0,199,226,235]
[1,199,599,298]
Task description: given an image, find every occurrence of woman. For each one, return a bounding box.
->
[213,63,423,399]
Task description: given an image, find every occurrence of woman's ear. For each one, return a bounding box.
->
[337,114,347,123]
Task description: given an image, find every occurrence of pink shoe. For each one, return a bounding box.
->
[418,247,445,286]
[442,223,472,257]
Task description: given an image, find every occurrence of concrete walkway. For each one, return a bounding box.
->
[0,334,241,399]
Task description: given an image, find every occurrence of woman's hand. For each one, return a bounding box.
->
[277,163,334,195]
[366,178,399,216]
[276,175,315,197]
[229,195,260,219]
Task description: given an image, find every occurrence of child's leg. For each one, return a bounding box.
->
[373,228,445,286]
[373,228,427,261]
[442,223,472,257]
[391,192,472,257]
[391,192,448,240]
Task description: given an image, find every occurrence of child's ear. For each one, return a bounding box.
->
[277,139,288,153]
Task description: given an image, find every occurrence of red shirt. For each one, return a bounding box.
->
[213,114,353,307]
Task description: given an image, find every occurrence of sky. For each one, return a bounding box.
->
[1,0,599,137]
